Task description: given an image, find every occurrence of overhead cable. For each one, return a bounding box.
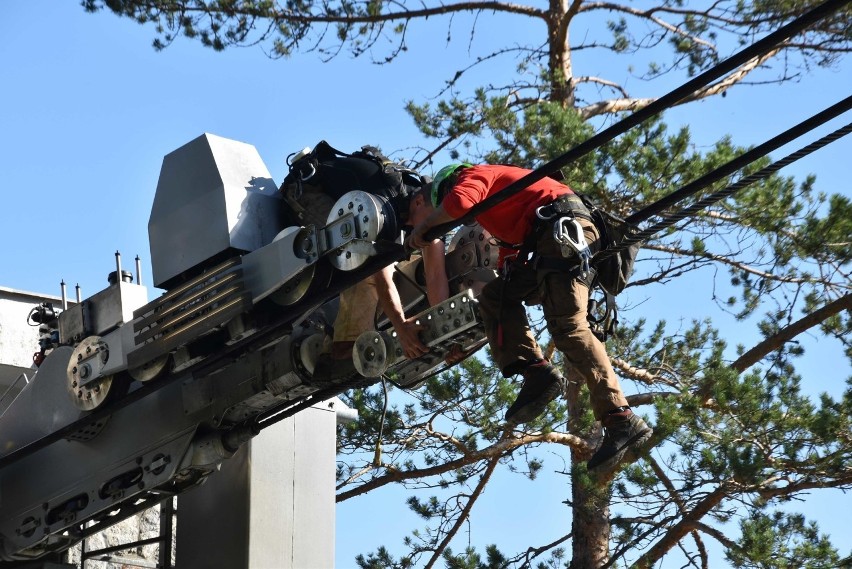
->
[424,0,851,240]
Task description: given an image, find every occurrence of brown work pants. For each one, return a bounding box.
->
[477,218,628,420]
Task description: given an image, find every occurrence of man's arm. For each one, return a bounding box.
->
[373,265,429,359]
[407,205,456,250]
[421,239,449,306]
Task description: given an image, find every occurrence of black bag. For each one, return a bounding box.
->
[578,195,641,296]
[280,140,425,229]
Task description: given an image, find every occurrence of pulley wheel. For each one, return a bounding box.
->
[326,191,386,271]
[128,353,170,383]
[66,336,114,411]
[353,331,391,378]
[269,227,316,305]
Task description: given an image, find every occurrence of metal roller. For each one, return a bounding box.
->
[268,227,316,306]
[66,336,115,411]
[353,331,396,378]
[128,353,170,383]
[326,191,388,271]
[447,222,499,272]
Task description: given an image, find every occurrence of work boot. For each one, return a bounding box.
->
[312,354,357,385]
[587,409,653,473]
[505,361,564,426]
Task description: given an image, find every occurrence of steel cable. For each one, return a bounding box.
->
[424,0,851,241]
[598,120,852,259]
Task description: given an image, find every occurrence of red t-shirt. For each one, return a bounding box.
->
[441,164,573,246]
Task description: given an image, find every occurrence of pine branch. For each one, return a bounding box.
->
[336,430,589,501]
[633,484,733,569]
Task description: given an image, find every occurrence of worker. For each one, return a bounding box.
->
[406,163,652,472]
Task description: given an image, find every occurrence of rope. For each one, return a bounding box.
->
[423,0,851,241]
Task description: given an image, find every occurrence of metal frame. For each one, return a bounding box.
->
[79,497,175,569]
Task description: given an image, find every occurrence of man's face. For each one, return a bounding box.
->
[407,192,434,228]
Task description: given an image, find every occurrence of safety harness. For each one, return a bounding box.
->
[496,193,620,342]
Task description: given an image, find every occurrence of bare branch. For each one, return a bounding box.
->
[643,243,818,286]
[423,454,501,569]
[732,293,852,372]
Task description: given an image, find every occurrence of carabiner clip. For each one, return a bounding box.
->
[553,217,592,278]
[535,204,556,220]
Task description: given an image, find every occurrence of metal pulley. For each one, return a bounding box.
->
[268,227,316,306]
[326,191,388,271]
[353,331,395,378]
[66,336,115,411]
[447,223,499,270]
[128,353,170,383]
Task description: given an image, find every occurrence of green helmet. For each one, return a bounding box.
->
[431,163,472,207]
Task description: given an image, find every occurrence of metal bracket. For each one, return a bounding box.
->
[353,290,482,378]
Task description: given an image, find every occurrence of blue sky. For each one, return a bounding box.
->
[1,1,850,566]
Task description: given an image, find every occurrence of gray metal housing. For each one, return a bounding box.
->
[149,133,283,289]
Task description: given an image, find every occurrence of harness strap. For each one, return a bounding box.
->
[535,194,594,222]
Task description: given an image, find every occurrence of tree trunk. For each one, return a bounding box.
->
[564,365,610,568]
[547,0,576,108]
[570,460,611,568]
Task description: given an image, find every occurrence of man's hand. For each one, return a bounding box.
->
[395,317,430,359]
[406,223,435,251]
[444,343,466,366]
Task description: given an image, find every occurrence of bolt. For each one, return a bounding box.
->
[86,346,91,354]
[72,381,77,388]
[363,215,369,223]
[79,363,91,379]
[358,204,364,211]
[72,366,78,374]
[345,251,352,258]
[338,208,344,216]
[348,201,354,209]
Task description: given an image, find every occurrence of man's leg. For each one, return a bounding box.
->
[478,267,563,426]
[538,222,652,471]
[313,276,379,383]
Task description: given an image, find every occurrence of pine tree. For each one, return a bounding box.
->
[84,1,852,565]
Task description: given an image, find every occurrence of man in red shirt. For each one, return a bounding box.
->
[407,163,652,472]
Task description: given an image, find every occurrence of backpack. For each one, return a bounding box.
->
[571,194,641,341]
[575,194,641,297]
[280,140,425,230]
